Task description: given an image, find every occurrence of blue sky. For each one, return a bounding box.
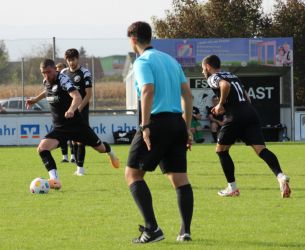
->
[1,0,275,60]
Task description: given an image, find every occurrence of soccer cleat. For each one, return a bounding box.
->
[48,179,62,190]
[73,171,85,176]
[70,159,76,163]
[108,152,120,169]
[278,174,291,198]
[61,159,69,163]
[177,233,192,242]
[132,225,164,244]
[218,187,240,197]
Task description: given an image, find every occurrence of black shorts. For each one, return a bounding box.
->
[44,124,102,148]
[218,104,265,146]
[127,113,188,174]
[81,106,89,125]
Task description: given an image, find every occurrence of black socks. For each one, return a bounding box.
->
[217,150,235,183]
[176,184,193,235]
[129,180,158,231]
[103,142,111,153]
[76,144,86,167]
[259,148,282,176]
[39,150,56,171]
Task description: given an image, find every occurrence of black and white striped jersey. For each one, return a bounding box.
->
[207,72,247,107]
[44,73,83,127]
[62,66,92,99]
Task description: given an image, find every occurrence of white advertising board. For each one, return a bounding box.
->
[295,112,305,141]
[0,114,138,145]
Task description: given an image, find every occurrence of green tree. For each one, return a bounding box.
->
[79,46,87,58]
[0,40,10,83]
[152,0,264,38]
[152,0,208,38]
[24,43,58,84]
[270,0,305,106]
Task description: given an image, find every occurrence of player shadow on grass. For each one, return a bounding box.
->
[162,238,305,248]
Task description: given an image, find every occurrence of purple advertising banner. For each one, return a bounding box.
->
[152,38,293,67]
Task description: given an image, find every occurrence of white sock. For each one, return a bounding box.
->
[70,154,75,160]
[76,166,84,174]
[48,169,59,180]
[277,173,284,179]
[62,154,68,160]
[107,151,115,157]
[228,182,237,190]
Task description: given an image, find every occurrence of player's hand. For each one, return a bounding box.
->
[25,98,35,110]
[142,128,151,151]
[65,110,75,119]
[212,104,225,116]
[187,129,193,151]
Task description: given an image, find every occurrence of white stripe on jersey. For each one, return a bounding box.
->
[80,66,92,78]
[231,81,246,101]
[58,73,75,91]
[207,74,221,88]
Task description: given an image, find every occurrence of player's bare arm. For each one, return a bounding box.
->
[26,91,46,109]
[212,80,230,115]
[78,87,92,112]
[244,90,251,103]
[65,90,82,118]
[181,83,193,150]
[141,84,154,151]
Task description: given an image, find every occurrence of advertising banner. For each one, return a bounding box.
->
[0,114,138,145]
[189,76,280,127]
[152,37,293,68]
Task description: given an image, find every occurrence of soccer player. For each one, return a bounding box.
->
[125,21,194,243]
[62,49,92,176]
[26,59,119,190]
[55,62,76,163]
[202,54,291,198]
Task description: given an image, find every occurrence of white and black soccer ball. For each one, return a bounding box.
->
[30,177,50,194]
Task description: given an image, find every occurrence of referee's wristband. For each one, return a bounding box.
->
[139,124,150,132]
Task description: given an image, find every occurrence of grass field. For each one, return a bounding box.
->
[0,143,304,250]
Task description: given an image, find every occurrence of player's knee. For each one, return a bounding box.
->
[125,167,143,185]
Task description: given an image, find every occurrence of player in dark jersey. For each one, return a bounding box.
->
[62,48,92,176]
[26,59,119,190]
[202,55,291,198]
[55,62,76,163]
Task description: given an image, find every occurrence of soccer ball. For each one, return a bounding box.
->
[30,177,50,194]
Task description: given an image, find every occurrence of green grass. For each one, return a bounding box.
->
[0,143,304,250]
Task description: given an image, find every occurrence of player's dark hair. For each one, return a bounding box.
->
[127,21,152,44]
[64,48,79,59]
[40,59,55,68]
[203,55,221,69]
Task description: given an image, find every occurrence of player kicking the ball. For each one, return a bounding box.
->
[26,59,119,189]
[202,55,291,198]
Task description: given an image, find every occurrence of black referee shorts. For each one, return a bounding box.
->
[44,123,101,148]
[218,104,265,146]
[127,112,188,174]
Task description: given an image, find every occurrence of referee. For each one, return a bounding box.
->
[125,21,194,243]
[202,55,291,198]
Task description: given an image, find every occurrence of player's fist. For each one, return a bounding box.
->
[65,110,74,118]
[25,98,35,110]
